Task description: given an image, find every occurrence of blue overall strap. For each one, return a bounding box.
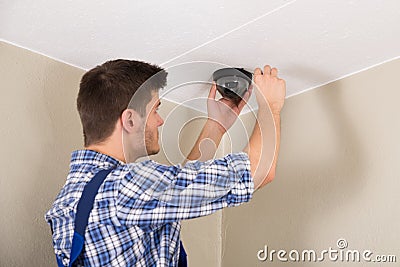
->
[178,241,187,267]
[64,168,113,267]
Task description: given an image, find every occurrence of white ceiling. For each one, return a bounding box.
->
[1,0,400,113]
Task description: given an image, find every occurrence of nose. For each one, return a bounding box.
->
[158,114,164,126]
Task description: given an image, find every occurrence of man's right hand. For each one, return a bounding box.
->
[243,65,286,190]
[253,65,286,114]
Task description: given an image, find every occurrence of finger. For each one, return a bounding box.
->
[270,68,278,77]
[264,65,271,75]
[238,91,250,111]
[254,67,262,75]
[248,84,253,94]
[219,97,231,105]
[208,82,217,100]
[248,87,253,97]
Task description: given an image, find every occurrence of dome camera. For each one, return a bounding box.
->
[212,68,252,105]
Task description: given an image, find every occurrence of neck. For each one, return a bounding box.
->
[85,137,126,163]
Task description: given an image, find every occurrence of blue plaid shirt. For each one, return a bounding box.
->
[45,149,253,266]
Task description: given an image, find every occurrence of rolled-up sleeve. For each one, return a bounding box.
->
[116,152,254,228]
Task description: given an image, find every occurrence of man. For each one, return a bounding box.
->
[46,59,286,266]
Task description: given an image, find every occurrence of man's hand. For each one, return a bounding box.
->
[207,82,251,133]
[253,65,286,114]
[244,65,286,190]
[184,83,251,163]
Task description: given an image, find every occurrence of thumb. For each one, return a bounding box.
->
[208,82,217,101]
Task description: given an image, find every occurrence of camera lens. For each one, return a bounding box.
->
[225,81,238,89]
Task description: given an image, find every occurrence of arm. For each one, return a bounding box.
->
[184,82,250,163]
[185,119,224,162]
[259,113,280,187]
[118,153,253,227]
[243,66,286,191]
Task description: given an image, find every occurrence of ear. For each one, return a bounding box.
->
[121,109,137,133]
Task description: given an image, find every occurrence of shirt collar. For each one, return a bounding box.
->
[70,149,125,169]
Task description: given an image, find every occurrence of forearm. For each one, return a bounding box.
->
[244,106,281,190]
[259,113,280,188]
[184,119,225,163]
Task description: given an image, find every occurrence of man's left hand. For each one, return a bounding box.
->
[207,83,251,133]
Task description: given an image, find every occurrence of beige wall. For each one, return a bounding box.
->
[222,59,400,266]
[0,41,85,266]
[2,40,399,267]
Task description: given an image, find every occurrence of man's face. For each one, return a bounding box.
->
[144,91,164,155]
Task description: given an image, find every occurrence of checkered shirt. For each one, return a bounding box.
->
[45,149,253,266]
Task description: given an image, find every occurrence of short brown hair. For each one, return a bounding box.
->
[77,59,167,146]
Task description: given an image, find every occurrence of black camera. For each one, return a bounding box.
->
[212,68,252,105]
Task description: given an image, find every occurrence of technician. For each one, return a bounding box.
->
[46,59,286,266]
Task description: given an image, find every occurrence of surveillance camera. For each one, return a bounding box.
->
[212,68,252,105]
